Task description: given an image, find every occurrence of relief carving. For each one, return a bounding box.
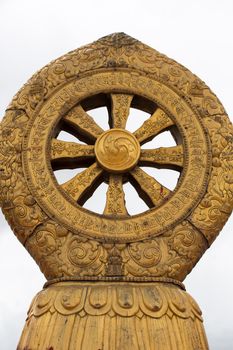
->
[0,33,232,285]
[1,32,232,350]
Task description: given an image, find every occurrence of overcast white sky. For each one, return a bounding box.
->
[0,0,233,349]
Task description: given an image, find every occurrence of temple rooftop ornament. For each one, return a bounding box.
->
[0,32,232,349]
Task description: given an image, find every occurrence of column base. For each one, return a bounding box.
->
[18,281,209,350]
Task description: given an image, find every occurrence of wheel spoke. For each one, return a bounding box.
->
[140,145,184,169]
[110,93,133,128]
[51,139,95,162]
[61,163,103,202]
[64,105,104,142]
[104,175,128,216]
[130,167,170,207]
[133,108,174,144]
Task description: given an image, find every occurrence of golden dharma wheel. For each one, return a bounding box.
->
[0,33,232,349]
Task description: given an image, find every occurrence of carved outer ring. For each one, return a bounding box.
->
[22,69,210,242]
[1,34,232,283]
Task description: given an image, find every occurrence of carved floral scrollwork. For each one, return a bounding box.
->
[123,221,207,281]
[0,33,232,283]
[6,33,226,124]
[127,240,162,268]
[26,221,107,280]
[24,219,207,282]
[67,236,102,268]
[165,222,208,279]
[0,110,45,243]
[190,115,233,243]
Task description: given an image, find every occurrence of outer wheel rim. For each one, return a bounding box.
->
[22,68,210,242]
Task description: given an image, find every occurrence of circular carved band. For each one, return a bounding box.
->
[23,69,210,242]
[43,276,186,290]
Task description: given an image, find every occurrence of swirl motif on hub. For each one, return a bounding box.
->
[95,129,140,173]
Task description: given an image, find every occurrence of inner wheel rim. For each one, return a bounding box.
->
[51,91,183,215]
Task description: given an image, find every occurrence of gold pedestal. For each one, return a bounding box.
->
[18,282,208,350]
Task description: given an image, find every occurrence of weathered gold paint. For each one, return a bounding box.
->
[0,33,232,349]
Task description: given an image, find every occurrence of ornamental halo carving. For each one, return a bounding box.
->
[0,33,232,282]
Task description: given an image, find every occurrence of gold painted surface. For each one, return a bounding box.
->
[0,32,232,349]
[95,129,140,173]
[18,282,209,350]
[20,70,210,241]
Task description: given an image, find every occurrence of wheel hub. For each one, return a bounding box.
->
[95,129,140,173]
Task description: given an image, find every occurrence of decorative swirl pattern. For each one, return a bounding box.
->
[2,32,231,350]
[67,237,102,267]
[127,240,162,268]
[0,32,232,283]
[95,129,140,173]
